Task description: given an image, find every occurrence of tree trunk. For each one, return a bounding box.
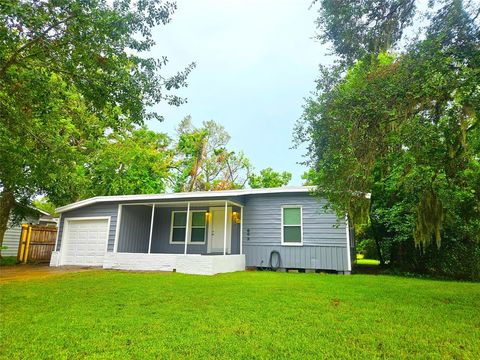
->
[368,191,385,266]
[0,189,15,257]
[373,234,385,266]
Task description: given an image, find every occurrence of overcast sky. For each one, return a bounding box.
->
[146,0,333,185]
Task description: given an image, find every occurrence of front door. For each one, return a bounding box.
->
[208,207,232,253]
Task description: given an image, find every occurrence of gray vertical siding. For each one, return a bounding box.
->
[56,203,118,252]
[116,205,240,255]
[242,193,349,271]
[117,205,151,253]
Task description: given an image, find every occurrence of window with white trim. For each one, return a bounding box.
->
[170,211,207,244]
[282,206,302,245]
[190,212,206,243]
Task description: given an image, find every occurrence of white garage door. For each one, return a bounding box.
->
[61,219,109,266]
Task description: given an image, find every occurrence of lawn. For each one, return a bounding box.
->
[355,258,381,266]
[1,271,479,359]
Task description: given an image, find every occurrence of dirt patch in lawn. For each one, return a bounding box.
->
[0,264,95,284]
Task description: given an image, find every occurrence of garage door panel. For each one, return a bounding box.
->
[62,219,108,266]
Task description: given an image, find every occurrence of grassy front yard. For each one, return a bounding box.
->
[1,271,479,359]
[355,258,381,266]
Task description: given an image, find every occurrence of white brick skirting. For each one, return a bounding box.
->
[103,252,177,271]
[51,251,245,275]
[176,254,245,275]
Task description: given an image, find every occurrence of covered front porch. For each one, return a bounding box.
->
[106,199,245,275]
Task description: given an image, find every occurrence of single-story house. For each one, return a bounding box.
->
[50,186,354,275]
[3,208,57,257]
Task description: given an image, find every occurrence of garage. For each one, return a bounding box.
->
[61,218,109,266]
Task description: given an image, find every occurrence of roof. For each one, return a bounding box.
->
[31,206,52,217]
[56,186,315,213]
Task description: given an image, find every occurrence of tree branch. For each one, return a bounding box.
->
[1,14,75,75]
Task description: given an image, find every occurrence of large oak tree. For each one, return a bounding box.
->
[298,0,480,278]
[0,0,194,250]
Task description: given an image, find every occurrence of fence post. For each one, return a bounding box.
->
[17,224,29,262]
[22,226,33,263]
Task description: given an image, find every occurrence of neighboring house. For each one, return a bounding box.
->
[50,187,354,275]
[3,208,56,257]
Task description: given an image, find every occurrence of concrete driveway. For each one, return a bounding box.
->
[0,264,94,284]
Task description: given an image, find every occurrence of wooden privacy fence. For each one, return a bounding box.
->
[17,225,57,263]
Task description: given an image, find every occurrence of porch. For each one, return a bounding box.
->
[107,199,245,275]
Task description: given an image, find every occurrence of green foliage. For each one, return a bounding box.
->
[355,239,380,261]
[0,0,193,249]
[0,256,17,266]
[82,127,174,197]
[300,0,480,278]
[315,0,416,65]
[32,197,58,217]
[0,0,194,123]
[248,167,292,188]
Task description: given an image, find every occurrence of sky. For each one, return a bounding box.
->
[146,0,333,185]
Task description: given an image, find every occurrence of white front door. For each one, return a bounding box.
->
[208,207,232,253]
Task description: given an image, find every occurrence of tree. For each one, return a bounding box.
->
[299,0,480,278]
[0,0,194,251]
[172,117,252,191]
[32,197,58,217]
[315,0,416,66]
[249,168,292,188]
[82,127,174,197]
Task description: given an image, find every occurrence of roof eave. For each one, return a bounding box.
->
[56,186,315,214]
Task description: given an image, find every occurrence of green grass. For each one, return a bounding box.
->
[0,256,17,266]
[355,258,381,266]
[1,271,479,359]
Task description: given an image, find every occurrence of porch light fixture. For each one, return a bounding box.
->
[205,211,211,221]
[232,211,241,224]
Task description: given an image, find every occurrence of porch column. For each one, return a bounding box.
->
[240,206,244,255]
[184,202,190,255]
[148,204,155,254]
[223,200,228,255]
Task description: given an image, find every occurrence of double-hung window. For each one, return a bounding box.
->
[281,206,303,245]
[190,212,207,243]
[170,211,207,244]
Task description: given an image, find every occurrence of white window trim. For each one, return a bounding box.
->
[281,205,303,246]
[169,210,207,245]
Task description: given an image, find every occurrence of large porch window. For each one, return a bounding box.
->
[170,211,207,244]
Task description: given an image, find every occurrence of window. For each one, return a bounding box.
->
[190,212,206,243]
[171,212,187,243]
[170,211,207,244]
[282,206,302,245]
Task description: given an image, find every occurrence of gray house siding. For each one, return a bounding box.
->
[3,216,40,256]
[148,205,240,255]
[117,205,151,253]
[242,193,349,271]
[3,227,22,256]
[55,191,349,272]
[56,203,118,252]
[57,201,241,255]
